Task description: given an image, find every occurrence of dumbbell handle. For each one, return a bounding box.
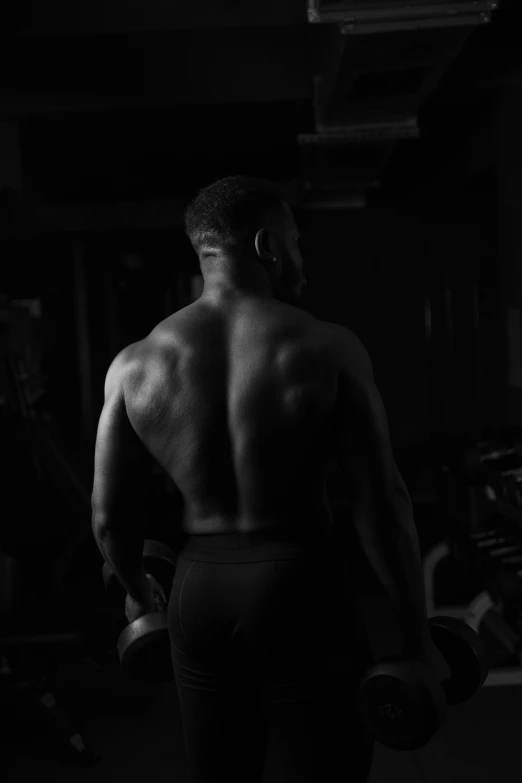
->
[145,573,167,612]
[152,595,167,613]
[488,546,520,557]
[103,539,176,607]
[480,447,516,462]
[476,536,512,548]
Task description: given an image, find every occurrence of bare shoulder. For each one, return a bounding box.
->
[319,320,373,381]
[104,336,164,400]
[103,343,139,395]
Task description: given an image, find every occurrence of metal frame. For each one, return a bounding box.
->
[308,0,497,34]
[298,114,419,143]
[424,540,522,687]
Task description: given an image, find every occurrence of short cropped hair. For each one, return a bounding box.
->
[183,175,286,256]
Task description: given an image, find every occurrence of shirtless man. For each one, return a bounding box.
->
[92,176,438,783]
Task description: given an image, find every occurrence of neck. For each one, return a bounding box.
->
[200,257,273,302]
[201,279,273,303]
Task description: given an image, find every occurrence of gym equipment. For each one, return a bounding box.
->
[422,526,521,623]
[102,539,177,605]
[484,569,522,637]
[423,536,522,683]
[485,466,522,509]
[117,607,174,682]
[0,638,102,767]
[466,590,522,669]
[463,529,522,606]
[489,569,522,610]
[465,434,522,514]
[102,539,177,682]
[359,615,488,751]
[465,433,522,475]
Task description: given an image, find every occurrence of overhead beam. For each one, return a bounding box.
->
[308,0,497,34]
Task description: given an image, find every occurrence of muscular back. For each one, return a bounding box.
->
[123,298,342,538]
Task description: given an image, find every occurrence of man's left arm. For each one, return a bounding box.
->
[327,321,414,514]
[91,349,151,604]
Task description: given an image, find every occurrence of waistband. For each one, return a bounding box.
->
[178,531,326,563]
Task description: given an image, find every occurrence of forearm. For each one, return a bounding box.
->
[354,494,431,655]
[92,519,149,603]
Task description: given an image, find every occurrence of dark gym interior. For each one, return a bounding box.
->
[2,1,522,781]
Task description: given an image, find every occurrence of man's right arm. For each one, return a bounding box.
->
[332,327,432,656]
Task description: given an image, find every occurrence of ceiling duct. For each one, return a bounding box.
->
[307,0,497,34]
[296,115,417,209]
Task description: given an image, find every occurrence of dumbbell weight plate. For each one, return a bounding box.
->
[358,656,447,751]
[117,612,174,682]
[428,616,488,705]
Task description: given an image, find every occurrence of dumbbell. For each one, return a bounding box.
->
[102,540,177,682]
[359,615,489,751]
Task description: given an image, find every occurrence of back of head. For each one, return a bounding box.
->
[183,175,286,259]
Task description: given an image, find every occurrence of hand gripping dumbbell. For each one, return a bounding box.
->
[102,539,177,605]
[102,540,177,682]
[359,616,489,751]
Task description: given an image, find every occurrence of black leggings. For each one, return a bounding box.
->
[168,531,375,783]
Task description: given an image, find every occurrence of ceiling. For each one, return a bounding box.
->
[0,0,517,233]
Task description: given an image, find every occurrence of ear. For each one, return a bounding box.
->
[255,228,276,263]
